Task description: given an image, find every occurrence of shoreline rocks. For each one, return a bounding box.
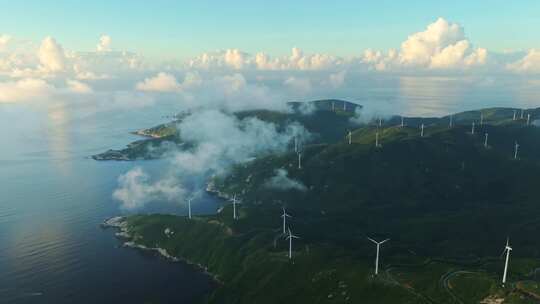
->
[102,216,223,284]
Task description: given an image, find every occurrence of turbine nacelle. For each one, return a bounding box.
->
[367,238,390,245]
[287,228,300,241]
[281,208,292,234]
[505,238,512,251]
[281,208,292,218]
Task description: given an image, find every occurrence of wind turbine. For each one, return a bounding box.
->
[480,112,484,126]
[514,141,520,160]
[527,114,531,126]
[449,115,454,128]
[348,130,352,145]
[501,238,512,287]
[294,136,298,153]
[378,117,382,127]
[332,101,335,111]
[188,198,192,219]
[471,122,475,135]
[421,123,425,137]
[513,110,517,121]
[232,194,239,220]
[484,133,489,148]
[287,228,300,259]
[343,100,347,111]
[520,109,524,119]
[368,238,389,275]
[401,116,405,128]
[281,208,291,234]
[297,152,302,169]
[375,131,380,147]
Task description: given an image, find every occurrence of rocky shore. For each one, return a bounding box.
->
[102,216,222,283]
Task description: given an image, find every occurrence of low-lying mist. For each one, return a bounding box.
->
[113,108,310,211]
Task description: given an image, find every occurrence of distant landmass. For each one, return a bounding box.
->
[92,99,361,161]
[103,103,540,303]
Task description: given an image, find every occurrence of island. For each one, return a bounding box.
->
[104,103,540,303]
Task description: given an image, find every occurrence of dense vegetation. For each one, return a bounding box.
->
[116,103,540,303]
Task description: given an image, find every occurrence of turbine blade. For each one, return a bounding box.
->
[380,239,390,244]
[499,247,507,259]
[367,237,377,244]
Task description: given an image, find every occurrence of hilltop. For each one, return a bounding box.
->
[105,105,540,303]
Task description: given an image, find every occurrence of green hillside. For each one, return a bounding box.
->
[112,106,540,303]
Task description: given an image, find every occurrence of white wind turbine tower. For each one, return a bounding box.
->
[294,136,298,153]
[375,131,380,147]
[281,208,291,234]
[501,238,512,287]
[521,109,524,119]
[401,116,405,128]
[484,133,489,148]
[527,114,531,126]
[449,115,454,128]
[232,194,240,220]
[287,228,300,259]
[343,100,347,111]
[368,238,389,275]
[420,123,425,137]
[471,122,475,135]
[297,152,302,169]
[188,198,193,219]
[378,117,382,127]
[514,141,520,160]
[480,112,484,126]
[513,110,517,121]
[348,131,352,145]
[332,101,335,111]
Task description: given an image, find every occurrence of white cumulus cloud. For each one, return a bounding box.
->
[96,35,112,52]
[135,71,203,93]
[0,78,53,103]
[363,18,488,70]
[508,49,540,73]
[38,36,67,73]
[189,47,345,71]
[136,72,182,92]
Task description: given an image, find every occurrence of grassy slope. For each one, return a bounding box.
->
[123,106,540,303]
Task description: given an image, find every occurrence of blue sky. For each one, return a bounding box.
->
[1,0,539,60]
